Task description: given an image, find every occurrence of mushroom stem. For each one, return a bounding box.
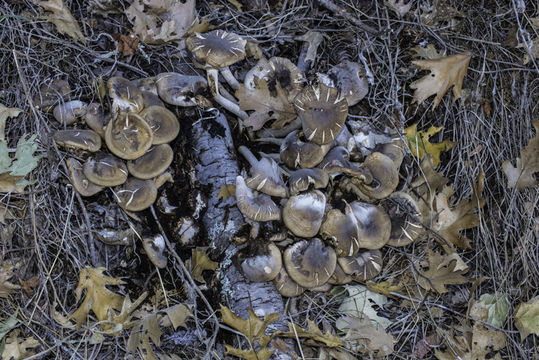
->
[238,145,259,167]
[220,67,241,90]
[256,137,284,146]
[206,68,248,120]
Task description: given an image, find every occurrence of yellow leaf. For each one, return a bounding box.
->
[225,345,274,360]
[365,281,402,296]
[514,296,539,340]
[411,52,471,109]
[502,121,539,190]
[187,247,218,284]
[275,319,344,348]
[404,124,456,166]
[221,305,279,348]
[217,184,236,201]
[34,0,86,43]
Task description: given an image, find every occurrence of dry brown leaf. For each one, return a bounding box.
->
[225,346,274,360]
[1,330,40,360]
[514,296,539,340]
[340,315,395,357]
[236,78,296,131]
[435,323,506,360]
[411,52,471,109]
[217,184,236,201]
[0,104,22,141]
[502,121,539,190]
[111,33,139,57]
[417,250,469,293]
[164,303,193,330]
[518,37,539,65]
[18,276,40,297]
[186,247,218,283]
[275,319,344,348]
[0,260,21,298]
[413,334,437,359]
[411,44,444,59]
[385,0,412,17]
[34,0,86,43]
[127,313,162,360]
[126,0,196,44]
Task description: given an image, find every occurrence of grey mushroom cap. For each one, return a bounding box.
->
[239,146,288,198]
[320,201,361,257]
[105,111,153,160]
[155,72,208,107]
[84,103,108,137]
[127,144,173,180]
[283,190,326,238]
[139,106,180,145]
[355,152,399,200]
[66,158,104,197]
[338,249,383,282]
[349,201,391,250]
[141,91,165,108]
[113,177,158,212]
[53,100,87,125]
[294,83,348,145]
[382,192,424,247]
[143,234,167,269]
[107,77,145,114]
[280,130,333,169]
[317,60,369,106]
[283,238,337,288]
[186,30,246,68]
[240,243,282,282]
[318,146,372,182]
[245,57,304,101]
[288,168,329,196]
[83,153,128,187]
[54,129,102,152]
[273,267,305,297]
[376,138,405,169]
[235,175,281,222]
[328,262,353,285]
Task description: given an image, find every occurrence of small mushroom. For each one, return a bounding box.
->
[143,234,167,268]
[113,177,158,212]
[245,57,304,101]
[294,83,348,145]
[338,249,383,282]
[127,144,173,180]
[382,192,424,247]
[235,175,281,222]
[155,72,208,106]
[53,100,87,125]
[107,77,145,114]
[139,106,180,145]
[66,158,104,196]
[283,190,326,238]
[277,130,334,169]
[33,79,70,110]
[317,60,369,106]
[54,129,102,152]
[288,168,329,196]
[273,267,305,297]
[318,146,372,182]
[349,201,391,250]
[238,145,287,197]
[83,153,128,186]
[320,201,361,257]
[354,152,399,200]
[105,111,153,160]
[84,103,108,137]
[240,243,282,282]
[283,238,337,288]
[328,262,353,285]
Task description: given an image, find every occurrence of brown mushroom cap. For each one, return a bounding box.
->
[320,201,361,257]
[84,103,108,137]
[105,111,153,160]
[294,83,348,145]
[113,177,157,212]
[83,153,128,187]
[327,262,353,285]
[139,106,180,145]
[127,144,173,180]
[283,238,337,288]
[376,138,405,169]
[235,175,281,222]
[186,30,246,68]
[338,249,383,282]
[245,57,304,101]
[288,168,329,196]
[273,267,305,297]
[382,192,424,247]
[283,190,326,238]
[155,72,208,107]
[318,60,369,106]
[318,146,372,182]
[240,243,282,282]
[349,201,391,250]
[107,76,145,113]
[53,100,87,125]
[280,130,333,169]
[143,234,167,268]
[66,158,104,197]
[33,79,70,110]
[355,152,399,200]
[54,129,102,152]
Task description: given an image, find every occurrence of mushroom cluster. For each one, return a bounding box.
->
[181,30,417,296]
[52,74,208,213]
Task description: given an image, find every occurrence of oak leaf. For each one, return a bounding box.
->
[404,124,456,166]
[34,0,86,43]
[1,330,40,360]
[417,250,469,293]
[411,44,444,59]
[435,323,506,360]
[275,319,344,348]
[335,285,393,330]
[127,313,162,360]
[0,261,21,298]
[340,315,395,357]
[502,121,539,190]
[514,296,539,340]
[411,52,471,109]
[0,135,42,193]
[186,247,218,283]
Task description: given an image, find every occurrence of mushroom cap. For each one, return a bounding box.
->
[239,146,288,198]
[294,83,348,145]
[107,77,145,113]
[382,192,424,247]
[186,30,246,68]
[245,57,304,101]
[283,190,326,238]
[114,177,158,212]
[143,234,167,268]
[338,249,383,282]
[327,262,353,285]
[355,152,399,200]
[83,153,128,186]
[283,238,337,288]
[318,146,372,182]
[66,158,104,197]
[240,243,282,282]
[235,175,281,222]
[155,72,207,107]
[318,60,368,106]
[288,168,329,196]
[139,106,180,145]
[105,111,153,160]
[53,100,88,125]
[127,144,173,180]
[273,267,305,297]
[349,201,391,250]
[376,138,405,169]
[33,79,70,110]
[280,130,332,169]
[320,201,361,257]
[142,90,165,108]
[54,129,102,152]
[84,103,108,137]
